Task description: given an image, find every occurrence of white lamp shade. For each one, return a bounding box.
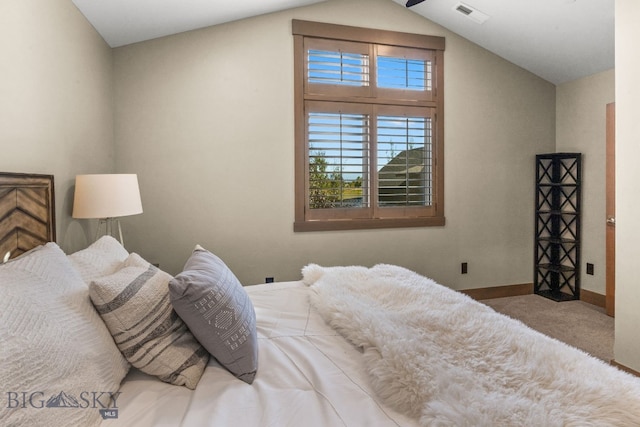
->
[73,174,143,219]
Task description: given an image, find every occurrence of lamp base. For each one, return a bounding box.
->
[96,218,125,247]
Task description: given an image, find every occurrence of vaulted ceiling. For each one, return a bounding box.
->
[71,0,614,85]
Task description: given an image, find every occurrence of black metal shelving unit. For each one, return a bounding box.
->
[534,153,582,302]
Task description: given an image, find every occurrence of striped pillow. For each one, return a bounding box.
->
[89,253,209,389]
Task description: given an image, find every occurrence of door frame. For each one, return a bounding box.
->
[606,102,615,317]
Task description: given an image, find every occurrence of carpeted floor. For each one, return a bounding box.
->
[481,294,614,362]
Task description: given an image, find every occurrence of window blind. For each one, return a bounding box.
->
[308,50,370,87]
[307,111,370,209]
[377,56,431,92]
[293,20,445,230]
[377,115,432,207]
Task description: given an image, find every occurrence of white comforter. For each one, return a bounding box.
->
[105,281,417,427]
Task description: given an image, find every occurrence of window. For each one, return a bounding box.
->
[293,20,445,231]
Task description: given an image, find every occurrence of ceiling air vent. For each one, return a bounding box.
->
[456,4,473,15]
[453,2,490,24]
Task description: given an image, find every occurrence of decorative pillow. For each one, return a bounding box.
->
[0,243,129,427]
[169,246,258,384]
[68,236,129,285]
[89,253,208,389]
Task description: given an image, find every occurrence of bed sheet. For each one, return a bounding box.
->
[104,281,417,427]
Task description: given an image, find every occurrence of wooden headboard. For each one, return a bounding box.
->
[0,172,56,260]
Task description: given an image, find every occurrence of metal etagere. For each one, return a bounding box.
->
[534,153,582,302]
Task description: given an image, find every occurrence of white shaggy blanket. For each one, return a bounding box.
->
[302,263,640,427]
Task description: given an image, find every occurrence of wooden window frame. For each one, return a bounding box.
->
[293,20,445,232]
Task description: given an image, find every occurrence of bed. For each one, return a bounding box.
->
[2,172,640,427]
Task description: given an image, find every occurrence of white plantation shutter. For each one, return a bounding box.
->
[308,50,369,87]
[376,45,435,102]
[293,20,445,230]
[377,113,432,208]
[377,56,431,91]
[307,103,370,216]
[304,38,371,98]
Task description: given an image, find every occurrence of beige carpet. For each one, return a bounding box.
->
[482,294,614,362]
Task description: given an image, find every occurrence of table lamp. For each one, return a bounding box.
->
[72,174,143,247]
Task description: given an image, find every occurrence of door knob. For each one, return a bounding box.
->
[607,216,616,225]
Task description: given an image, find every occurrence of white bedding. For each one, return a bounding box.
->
[106,281,418,427]
[11,236,636,426]
[304,264,640,426]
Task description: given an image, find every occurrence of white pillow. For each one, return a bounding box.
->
[0,243,129,426]
[68,236,129,285]
[90,253,209,389]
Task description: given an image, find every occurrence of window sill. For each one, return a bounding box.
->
[294,216,445,232]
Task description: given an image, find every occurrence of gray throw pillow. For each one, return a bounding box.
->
[169,246,258,384]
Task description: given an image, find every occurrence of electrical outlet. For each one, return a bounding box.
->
[586,263,594,275]
[461,262,468,274]
[265,277,274,283]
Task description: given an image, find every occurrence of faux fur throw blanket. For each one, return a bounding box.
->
[302,263,640,427]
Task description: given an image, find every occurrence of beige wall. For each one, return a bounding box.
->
[556,69,615,295]
[0,0,115,252]
[113,0,556,286]
[614,0,640,371]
